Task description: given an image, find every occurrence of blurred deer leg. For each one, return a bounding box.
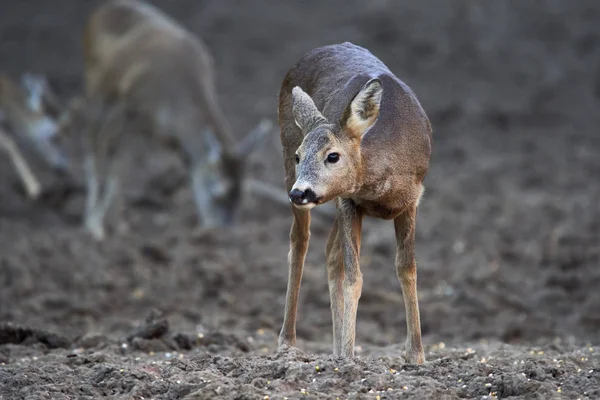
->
[278,207,311,349]
[338,199,364,358]
[84,102,128,240]
[0,129,41,199]
[83,154,104,240]
[189,161,214,227]
[108,174,128,234]
[95,158,122,232]
[394,205,425,364]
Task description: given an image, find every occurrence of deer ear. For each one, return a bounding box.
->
[341,78,382,140]
[291,86,327,134]
[20,73,47,112]
[237,118,272,157]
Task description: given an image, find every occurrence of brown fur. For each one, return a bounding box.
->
[278,42,432,364]
[74,0,268,240]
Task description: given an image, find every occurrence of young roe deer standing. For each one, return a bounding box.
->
[278,42,432,364]
[76,0,270,240]
[0,73,69,199]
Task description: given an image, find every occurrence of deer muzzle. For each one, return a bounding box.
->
[289,187,320,209]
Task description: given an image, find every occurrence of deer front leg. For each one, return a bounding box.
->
[83,154,104,240]
[278,207,311,349]
[394,206,425,364]
[0,129,41,199]
[338,199,364,357]
[94,158,123,235]
[325,213,344,356]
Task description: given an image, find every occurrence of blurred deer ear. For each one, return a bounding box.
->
[237,118,272,157]
[21,73,48,112]
[291,86,327,134]
[341,78,382,139]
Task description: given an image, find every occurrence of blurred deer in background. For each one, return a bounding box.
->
[278,43,432,364]
[0,73,70,199]
[62,0,273,240]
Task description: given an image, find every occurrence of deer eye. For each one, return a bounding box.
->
[295,154,300,164]
[326,152,340,164]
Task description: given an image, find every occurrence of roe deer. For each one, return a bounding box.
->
[75,0,271,240]
[0,73,69,199]
[278,42,432,364]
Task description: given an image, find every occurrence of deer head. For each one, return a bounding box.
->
[289,79,383,209]
[190,118,272,227]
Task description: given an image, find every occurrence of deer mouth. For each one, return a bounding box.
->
[292,201,316,210]
[290,196,323,210]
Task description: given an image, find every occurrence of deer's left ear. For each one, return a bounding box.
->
[340,78,382,140]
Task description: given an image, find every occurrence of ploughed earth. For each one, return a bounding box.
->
[1,1,599,398]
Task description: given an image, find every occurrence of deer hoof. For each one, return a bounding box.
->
[404,348,425,365]
[85,221,106,242]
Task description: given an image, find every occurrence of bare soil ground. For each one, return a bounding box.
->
[1,1,599,399]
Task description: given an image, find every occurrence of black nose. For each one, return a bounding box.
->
[289,188,317,205]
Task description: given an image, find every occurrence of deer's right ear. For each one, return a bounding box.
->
[291,86,327,134]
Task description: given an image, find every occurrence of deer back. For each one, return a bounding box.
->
[83,0,236,152]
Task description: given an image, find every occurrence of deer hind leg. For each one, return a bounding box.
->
[338,199,364,357]
[394,204,425,364]
[278,206,311,349]
[0,129,41,199]
[105,167,128,235]
[84,158,122,241]
[325,213,344,356]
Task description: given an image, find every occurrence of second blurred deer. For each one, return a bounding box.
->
[65,0,272,240]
